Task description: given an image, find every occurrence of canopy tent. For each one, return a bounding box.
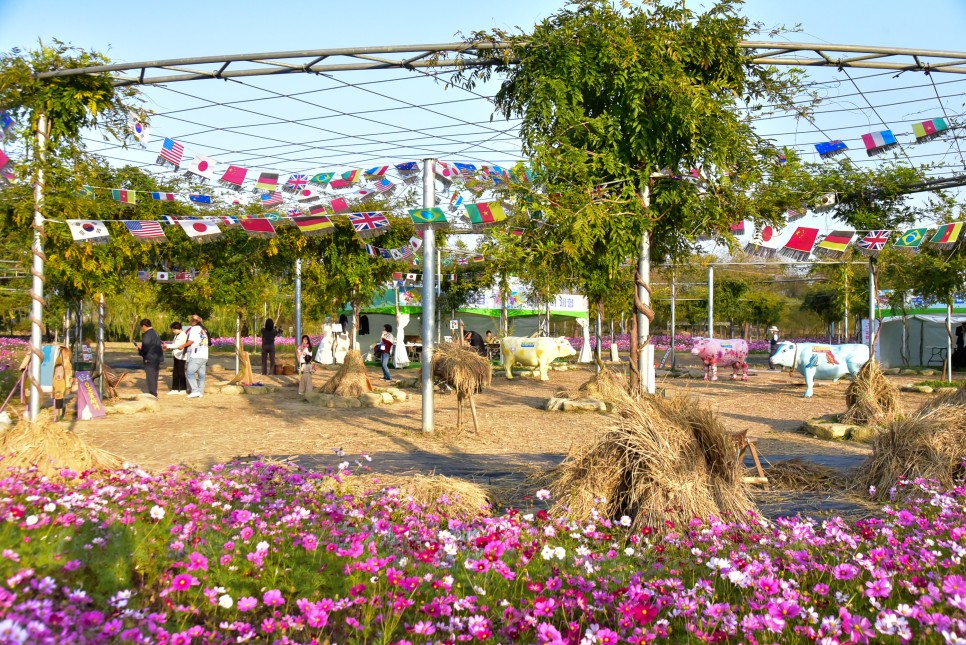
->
[878,314,966,368]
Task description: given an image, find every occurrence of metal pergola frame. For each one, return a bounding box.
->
[25,40,966,420]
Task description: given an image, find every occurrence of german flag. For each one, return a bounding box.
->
[293,216,334,236]
[813,230,854,259]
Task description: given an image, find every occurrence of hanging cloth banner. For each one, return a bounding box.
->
[912,118,949,143]
[813,230,854,259]
[785,206,806,223]
[349,212,390,238]
[814,140,848,159]
[395,162,420,183]
[296,185,320,203]
[67,220,111,245]
[855,230,892,255]
[330,197,349,213]
[341,169,362,184]
[218,165,248,190]
[78,185,96,199]
[123,220,167,243]
[261,191,283,208]
[189,194,212,205]
[310,172,334,187]
[151,192,176,202]
[327,178,350,190]
[364,166,389,180]
[240,217,276,237]
[157,138,185,171]
[111,189,136,205]
[861,130,899,156]
[465,202,508,230]
[409,207,448,229]
[928,222,963,249]
[372,178,395,194]
[293,215,334,236]
[75,371,106,421]
[304,204,329,216]
[729,221,745,235]
[254,172,279,192]
[284,173,309,193]
[178,219,222,242]
[185,154,216,182]
[892,227,928,252]
[454,162,477,177]
[743,224,780,258]
[777,226,820,261]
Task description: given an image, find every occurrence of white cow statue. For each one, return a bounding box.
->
[501,336,576,381]
[770,341,870,398]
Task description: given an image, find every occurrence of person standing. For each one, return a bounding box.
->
[261,318,278,375]
[297,335,314,395]
[180,314,209,399]
[767,326,780,370]
[168,322,189,395]
[464,329,487,357]
[379,324,395,381]
[137,318,164,397]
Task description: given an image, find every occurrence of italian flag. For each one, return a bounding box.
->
[111,189,136,204]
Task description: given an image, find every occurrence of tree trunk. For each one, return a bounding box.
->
[351,301,361,349]
[629,313,640,391]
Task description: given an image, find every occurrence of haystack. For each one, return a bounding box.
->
[854,385,966,500]
[841,360,901,426]
[318,350,372,397]
[550,394,755,534]
[0,410,122,477]
[363,473,494,517]
[766,458,847,492]
[432,342,492,432]
[568,367,634,407]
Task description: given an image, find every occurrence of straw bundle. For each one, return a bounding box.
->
[0,410,122,477]
[550,394,755,534]
[766,458,847,492]
[362,473,494,517]
[318,350,372,397]
[842,360,901,426]
[568,367,634,407]
[432,342,492,432]
[854,385,966,500]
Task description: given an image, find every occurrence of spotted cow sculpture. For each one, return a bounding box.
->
[690,338,750,381]
[769,341,870,397]
[501,336,576,381]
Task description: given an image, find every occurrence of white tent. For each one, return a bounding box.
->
[878,314,966,368]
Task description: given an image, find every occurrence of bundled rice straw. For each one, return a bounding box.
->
[0,410,122,477]
[568,367,634,407]
[766,458,847,492]
[842,360,901,426]
[550,394,755,534]
[318,350,372,397]
[362,473,494,517]
[854,385,966,500]
[432,342,492,432]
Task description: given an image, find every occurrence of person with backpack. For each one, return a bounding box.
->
[179,314,210,398]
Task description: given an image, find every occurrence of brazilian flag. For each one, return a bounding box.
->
[894,227,927,250]
[408,207,448,226]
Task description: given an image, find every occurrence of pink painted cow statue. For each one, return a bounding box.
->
[690,338,750,381]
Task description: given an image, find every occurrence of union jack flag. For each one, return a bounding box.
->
[261,191,283,207]
[284,174,309,193]
[857,230,891,252]
[349,211,389,234]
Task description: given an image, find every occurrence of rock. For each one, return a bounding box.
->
[345,397,362,408]
[243,385,270,395]
[111,399,159,415]
[803,417,850,440]
[900,369,919,376]
[359,393,383,408]
[551,365,569,371]
[220,385,244,395]
[136,393,158,401]
[386,388,407,402]
[330,398,349,409]
[0,411,11,425]
[561,398,607,412]
[381,392,395,404]
[936,387,959,395]
[918,369,936,376]
[545,397,566,411]
[914,385,934,394]
[882,368,902,375]
[849,425,878,443]
[688,369,706,379]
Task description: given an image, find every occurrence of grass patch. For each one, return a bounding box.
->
[915,380,964,389]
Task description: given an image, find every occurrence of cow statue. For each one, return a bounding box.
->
[501,336,576,381]
[770,341,870,397]
[691,338,749,381]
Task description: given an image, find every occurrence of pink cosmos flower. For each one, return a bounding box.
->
[237,596,257,612]
[262,589,284,607]
[187,552,208,572]
[170,574,198,592]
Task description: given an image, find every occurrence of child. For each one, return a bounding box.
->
[52,363,67,420]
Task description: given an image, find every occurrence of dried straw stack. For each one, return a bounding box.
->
[568,367,634,407]
[766,457,847,492]
[318,350,372,397]
[550,394,755,534]
[361,472,494,517]
[0,410,122,477]
[854,385,966,501]
[432,342,492,432]
[841,360,901,427]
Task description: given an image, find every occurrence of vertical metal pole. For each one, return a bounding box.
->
[636,185,653,393]
[670,274,677,369]
[28,112,48,421]
[843,265,849,342]
[868,258,876,357]
[420,158,437,433]
[294,258,303,345]
[707,266,714,339]
[946,302,953,382]
[436,249,442,343]
[235,314,241,374]
[97,293,105,397]
[594,305,602,372]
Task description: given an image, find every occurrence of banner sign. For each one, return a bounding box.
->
[75,371,106,421]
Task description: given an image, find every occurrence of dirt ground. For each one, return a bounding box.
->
[65,344,935,493]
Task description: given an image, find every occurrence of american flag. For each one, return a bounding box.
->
[261,191,283,207]
[349,211,389,232]
[123,220,166,242]
[857,230,891,252]
[158,138,184,169]
[373,178,394,193]
[399,246,413,259]
[454,162,477,177]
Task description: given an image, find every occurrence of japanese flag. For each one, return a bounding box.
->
[186,154,216,181]
[296,185,320,203]
[178,219,221,240]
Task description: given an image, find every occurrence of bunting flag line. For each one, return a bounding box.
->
[330,197,349,213]
[813,193,837,212]
[372,178,395,194]
[341,169,362,184]
[861,130,899,156]
[786,206,806,223]
[465,202,507,230]
[744,224,780,258]
[296,186,320,203]
[349,212,390,238]
[111,189,136,205]
[310,172,334,187]
[893,227,928,252]
[449,191,464,212]
[814,140,848,159]
[409,235,423,252]
[777,226,820,261]
[813,230,854,259]
[284,173,308,193]
[0,111,14,138]
[0,150,13,184]
[364,166,389,179]
[305,204,329,216]
[454,162,477,177]
[856,230,892,255]
[434,161,461,184]
[365,244,379,257]
[293,215,334,236]
[129,115,150,146]
[928,222,963,249]
[240,217,276,237]
[395,162,419,183]
[78,185,96,199]
[409,207,448,229]
[222,193,250,207]
[221,215,240,226]
[178,219,222,242]
[186,154,216,182]
[327,178,350,190]
[912,118,949,143]
[150,192,176,202]
[254,172,279,192]
[189,194,212,205]
[139,269,195,282]
[218,165,248,190]
[729,221,745,235]
[67,220,111,244]
[157,138,184,170]
[261,191,283,208]
[123,220,166,243]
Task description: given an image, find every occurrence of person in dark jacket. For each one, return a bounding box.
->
[464,330,487,357]
[137,318,164,397]
[261,318,278,375]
